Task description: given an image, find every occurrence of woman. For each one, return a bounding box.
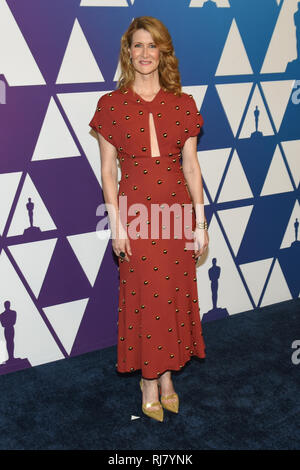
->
[89,16,209,422]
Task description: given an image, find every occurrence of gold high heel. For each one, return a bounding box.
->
[157,381,179,414]
[140,378,164,422]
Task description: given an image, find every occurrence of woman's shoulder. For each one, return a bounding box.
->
[178,91,196,102]
[97,88,124,105]
[164,89,195,104]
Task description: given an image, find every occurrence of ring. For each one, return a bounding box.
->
[119,251,126,258]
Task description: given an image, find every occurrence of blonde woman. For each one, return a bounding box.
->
[89,16,208,422]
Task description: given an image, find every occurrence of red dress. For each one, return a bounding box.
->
[89,86,206,379]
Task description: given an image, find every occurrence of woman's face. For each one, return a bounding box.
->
[128,28,160,76]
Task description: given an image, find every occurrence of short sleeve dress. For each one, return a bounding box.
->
[89,86,206,379]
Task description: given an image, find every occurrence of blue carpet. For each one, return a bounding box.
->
[0,299,299,450]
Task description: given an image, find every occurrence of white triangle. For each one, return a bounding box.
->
[239,258,273,305]
[80,0,128,5]
[57,91,122,187]
[182,85,207,111]
[0,1,46,86]
[103,14,134,103]
[198,148,231,201]
[0,339,8,364]
[260,145,294,196]
[43,298,89,355]
[189,0,230,6]
[67,230,110,286]
[0,172,22,236]
[203,186,210,205]
[261,80,295,132]
[217,205,254,256]
[7,174,57,237]
[0,250,65,366]
[216,82,253,137]
[216,19,253,76]
[239,85,274,138]
[280,200,300,249]
[113,59,122,82]
[260,259,292,307]
[8,239,57,297]
[261,1,298,74]
[218,150,253,202]
[195,214,253,316]
[31,97,81,161]
[281,139,300,188]
[131,415,140,420]
[56,19,104,84]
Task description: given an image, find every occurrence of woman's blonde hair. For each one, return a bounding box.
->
[116,16,182,96]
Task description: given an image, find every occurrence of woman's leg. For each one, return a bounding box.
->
[157,370,178,405]
[141,377,161,411]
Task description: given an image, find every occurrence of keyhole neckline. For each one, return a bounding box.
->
[129,86,163,104]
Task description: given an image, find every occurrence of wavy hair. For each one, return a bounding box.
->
[116,16,182,96]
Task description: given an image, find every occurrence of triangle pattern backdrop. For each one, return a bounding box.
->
[0,0,298,376]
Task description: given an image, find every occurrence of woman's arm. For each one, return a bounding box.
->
[181,136,209,258]
[181,136,206,223]
[98,133,119,234]
[98,133,132,261]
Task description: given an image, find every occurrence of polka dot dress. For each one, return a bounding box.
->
[89,86,206,379]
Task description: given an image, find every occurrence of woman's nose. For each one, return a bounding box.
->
[142,47,149,57]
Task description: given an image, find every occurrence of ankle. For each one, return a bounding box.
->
[142,378,158,388]
[158,375,175,393]
[158,372,172,385]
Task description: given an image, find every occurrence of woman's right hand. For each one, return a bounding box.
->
[112,224,132,262]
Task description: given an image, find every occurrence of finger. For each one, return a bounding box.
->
[115,247,128,262]
[125,239,132,256]
[199,245,208,255]
[123,246,130,262]
[118,253,129,263]
[194,242,201,255]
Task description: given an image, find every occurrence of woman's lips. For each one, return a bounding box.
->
[140,61,151,65]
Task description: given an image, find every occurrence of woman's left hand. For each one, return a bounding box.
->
[194,227,209,259]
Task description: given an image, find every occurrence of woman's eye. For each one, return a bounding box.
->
[134,44,156,48]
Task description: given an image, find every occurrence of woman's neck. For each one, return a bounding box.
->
[131,76,161,97]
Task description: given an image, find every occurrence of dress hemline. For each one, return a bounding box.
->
[116,349,206,379]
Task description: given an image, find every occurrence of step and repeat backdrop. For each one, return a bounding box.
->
[0,0,299,375]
